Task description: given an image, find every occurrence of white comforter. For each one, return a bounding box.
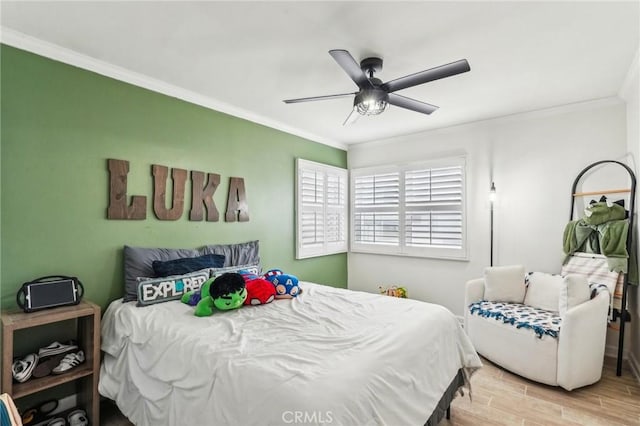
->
[99,282,481,426]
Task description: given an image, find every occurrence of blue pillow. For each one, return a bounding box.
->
[152,253,225,277]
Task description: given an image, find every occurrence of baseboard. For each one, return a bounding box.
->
[630,351,640,385]
[604,344,628,359]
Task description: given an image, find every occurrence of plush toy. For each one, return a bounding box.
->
[244,278,276,305]
[262,269,300,299]
[379,285,408,298]
[583,197,626,226]
[181,273,247,316]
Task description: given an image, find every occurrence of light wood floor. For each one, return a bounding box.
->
[442,357,640,426]
[101,357,640,425]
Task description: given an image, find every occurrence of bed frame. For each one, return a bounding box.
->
[424,369,464,425]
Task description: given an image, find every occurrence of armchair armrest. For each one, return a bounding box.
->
[465,278,485,306]
[557,291,609,391]
[464,278,485,331]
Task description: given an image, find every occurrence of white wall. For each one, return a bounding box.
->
[348,99,629,322]
[620,49,640,378]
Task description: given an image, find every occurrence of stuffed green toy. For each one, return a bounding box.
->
[583,198,625,226]
[181,273,247,317]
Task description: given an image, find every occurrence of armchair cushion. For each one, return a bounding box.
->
[483,265,526,303]
[468,301,561,338]
[524,272,563,312]
[559,274,591,316]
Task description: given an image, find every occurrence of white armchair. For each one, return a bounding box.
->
[464,265,609,391]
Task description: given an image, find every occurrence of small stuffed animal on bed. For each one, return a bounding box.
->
[262,269,300,299]
[244,278,276,305]
[181,273,247,316]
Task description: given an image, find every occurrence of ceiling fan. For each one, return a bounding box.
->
[283,49,470,125]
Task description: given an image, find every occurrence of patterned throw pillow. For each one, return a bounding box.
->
[136,269,210,306]
[210,264,261,278]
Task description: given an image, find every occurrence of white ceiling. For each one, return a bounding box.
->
[1,1,639,148]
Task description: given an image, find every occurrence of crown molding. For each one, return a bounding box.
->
[350,96,623,151]
[0,27,347,151]
[619,47,640,100]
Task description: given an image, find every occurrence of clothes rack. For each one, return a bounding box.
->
[569,160,636,376]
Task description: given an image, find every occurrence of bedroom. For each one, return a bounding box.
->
[0,1,639,425]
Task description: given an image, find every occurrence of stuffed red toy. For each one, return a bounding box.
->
[243,278,276,305]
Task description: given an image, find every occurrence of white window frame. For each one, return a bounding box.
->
[350,156,467,260]
[296,158,348,259]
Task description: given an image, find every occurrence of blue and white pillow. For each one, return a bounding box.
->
[136,269,210,306]
[209,264,261,278]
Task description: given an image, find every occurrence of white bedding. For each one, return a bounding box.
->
[99,282,482,426]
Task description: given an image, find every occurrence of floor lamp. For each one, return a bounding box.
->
[489,182,496,266]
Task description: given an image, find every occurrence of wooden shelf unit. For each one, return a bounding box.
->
[1,300,101,425]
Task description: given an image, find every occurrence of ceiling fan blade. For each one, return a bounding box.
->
[283,92,356,103]
[387,93,439,115]
[381,59,470,93]
[329,50,374,90]
[342,108,360,126]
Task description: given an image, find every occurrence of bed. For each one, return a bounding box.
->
[99,280,482,426]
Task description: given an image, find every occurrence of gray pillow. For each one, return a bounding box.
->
[200,240,260,269]
[123,246,201,302]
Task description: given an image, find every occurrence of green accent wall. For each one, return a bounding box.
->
[0,45,347,311]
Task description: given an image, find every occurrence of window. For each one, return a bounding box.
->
[351,157,466,260]
[296,159,348,259]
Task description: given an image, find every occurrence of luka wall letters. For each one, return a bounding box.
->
[107,159,249,222]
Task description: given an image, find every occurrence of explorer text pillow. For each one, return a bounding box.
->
[136,269,210,306]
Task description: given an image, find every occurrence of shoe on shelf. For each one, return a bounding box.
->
[21,399,59,425]
[52,351,85,375]
[46,417,66,426]
[38,341,78,358]
[12,353,38,383]
[33,353,69,379]
[67,409,88,426]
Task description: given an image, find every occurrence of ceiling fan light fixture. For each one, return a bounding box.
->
[354,89,389,116]
[284,50,470,123]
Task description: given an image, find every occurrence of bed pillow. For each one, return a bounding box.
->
[200,240,260,268]
[524,272,563,312]
[210,264,261,278]
[559,274,591,317]
[483,265,526,303]
[123,246,201,302]
[152,253,225,278]
[137,269,210,306]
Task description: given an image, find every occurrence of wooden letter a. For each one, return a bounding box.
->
[107,159,147,220]
[152,164,187,220]
[225,177,249,222]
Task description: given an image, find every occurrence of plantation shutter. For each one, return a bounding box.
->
[296,159,348,259]
[351,157,466,259]
[353,171,400,246]
[325,170,347,248]
[404,166,463,249]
